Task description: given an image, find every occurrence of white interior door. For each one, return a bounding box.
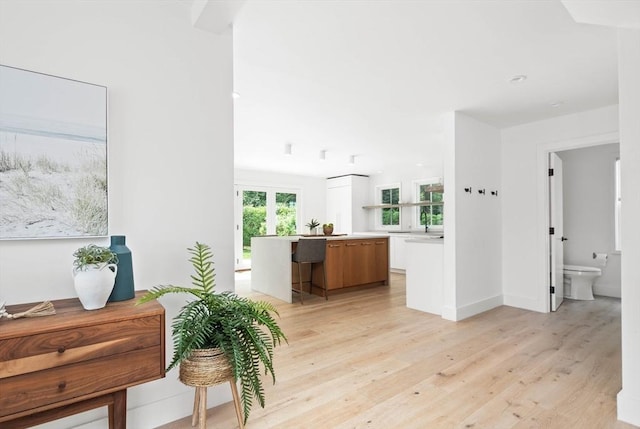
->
[549,152,565,311]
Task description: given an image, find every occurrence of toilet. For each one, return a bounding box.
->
[563,265,602,300]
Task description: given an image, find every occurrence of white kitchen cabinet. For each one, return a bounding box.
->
[326,175,369,234]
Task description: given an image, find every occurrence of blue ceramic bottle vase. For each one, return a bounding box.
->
[108,235,135,302]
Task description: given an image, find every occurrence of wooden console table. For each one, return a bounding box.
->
[0,292,165,429]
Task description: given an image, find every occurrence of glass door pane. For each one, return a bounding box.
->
[235,187,300,270]
[241,190,266,267]
[276,192,297,236]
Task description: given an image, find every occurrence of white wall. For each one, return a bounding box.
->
[617,28,640,427]
[558,143,621,297]
[441,112,502,320]
[0,1,234,428]
[501,105,619,312]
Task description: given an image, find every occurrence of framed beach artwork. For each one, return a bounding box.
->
[0,65,108,239]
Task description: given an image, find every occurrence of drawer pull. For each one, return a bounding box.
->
[57,346,66,354]
[58,381,67,390]
[362,242,372,245]
[346,243,358,247]
[328,244,341,248]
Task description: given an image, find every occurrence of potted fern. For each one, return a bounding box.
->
[137,242,286,425]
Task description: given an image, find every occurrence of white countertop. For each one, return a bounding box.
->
[354,231,444,243]
[253,234,389,242]
[405,237,444,244]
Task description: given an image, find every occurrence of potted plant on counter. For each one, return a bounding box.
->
[72,244,118,310]
[306,218,320,235]
[322,223,334,236]
[137,242,286,425]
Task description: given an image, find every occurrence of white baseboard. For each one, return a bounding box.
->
[61,385,232,429]
[441,295,503,321]
[617,389,640,426]
[456,294,503,320]
[593,283,621,298]
[503,294,546,313]
[441,305,457,321]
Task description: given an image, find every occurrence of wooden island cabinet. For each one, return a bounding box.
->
[342,239,388,288]
[0,292,165,429]
[252,235,389,302]
[325,241,345,289]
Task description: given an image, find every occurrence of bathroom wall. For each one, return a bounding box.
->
[557,143,621,297]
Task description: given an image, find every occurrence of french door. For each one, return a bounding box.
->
[234,185,299,270]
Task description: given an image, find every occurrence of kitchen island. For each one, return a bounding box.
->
[251,235,389,303]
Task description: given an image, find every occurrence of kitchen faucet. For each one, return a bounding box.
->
[420,209,429,233]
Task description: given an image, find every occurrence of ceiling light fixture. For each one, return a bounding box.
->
[320,150,326,161]
[284,143,292,156]
[348,155,355,165]
[510,75,527,84]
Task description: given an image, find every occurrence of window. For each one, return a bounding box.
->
[615,158,621,251]
[378,185,400,228]
[415,180,443,230]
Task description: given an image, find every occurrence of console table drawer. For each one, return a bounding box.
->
[0,315,162,378]
[0,345,162,418]
[0,293,165,428]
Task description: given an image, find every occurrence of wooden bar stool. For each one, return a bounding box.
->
[291,238,327,304]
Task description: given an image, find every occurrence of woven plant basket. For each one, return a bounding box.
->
[179,348,234,387]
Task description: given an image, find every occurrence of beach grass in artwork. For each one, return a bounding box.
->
[0,65,107,239]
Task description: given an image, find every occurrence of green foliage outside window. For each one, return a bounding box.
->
[243,190,266,207]
[276,205,297,236]
[243,206,267,247]
[243,191,297,247]
[381,187,400,226]
[418,184,444,226]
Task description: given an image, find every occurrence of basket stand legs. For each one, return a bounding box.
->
[190,382,244,429]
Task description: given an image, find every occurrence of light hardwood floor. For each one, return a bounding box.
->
[158,273,637,429]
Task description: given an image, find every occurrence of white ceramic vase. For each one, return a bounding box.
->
[72,263,118,310]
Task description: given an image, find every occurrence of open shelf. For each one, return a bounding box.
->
[362,201,444,209]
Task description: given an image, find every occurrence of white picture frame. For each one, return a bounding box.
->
[0,65,108,239]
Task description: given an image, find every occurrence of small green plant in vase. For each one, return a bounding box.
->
[138,242,286,424]
[306,218,320,235]
[72,244,118,310]
[73,244,118,270]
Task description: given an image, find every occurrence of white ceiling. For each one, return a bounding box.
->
[230,0,619,178]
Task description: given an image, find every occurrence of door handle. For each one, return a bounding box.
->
[561,237,568,241]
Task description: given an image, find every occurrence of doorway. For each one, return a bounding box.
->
[538,133,619,312]
[234,185,299,270]
[546,141,621,310]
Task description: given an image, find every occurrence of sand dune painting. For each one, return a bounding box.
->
[0,65,108,239]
